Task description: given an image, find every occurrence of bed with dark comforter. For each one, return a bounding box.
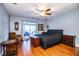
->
[35,29,63,48]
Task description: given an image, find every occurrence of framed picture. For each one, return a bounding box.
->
[38,24,44,31]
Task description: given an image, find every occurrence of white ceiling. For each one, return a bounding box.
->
[3,3,79,19]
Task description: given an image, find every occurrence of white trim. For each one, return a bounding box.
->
[0,47,3,56]
[0,52,3,56]
[75,44,79,47]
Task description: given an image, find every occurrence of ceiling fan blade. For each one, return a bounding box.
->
[45,13,51,15]
[12,3,17,5]
[35,8,42,12]
[45,8,51,12]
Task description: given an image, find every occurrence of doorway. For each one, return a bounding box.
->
[23,21,37,39]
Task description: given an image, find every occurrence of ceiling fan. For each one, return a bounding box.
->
[35,7,52,16]
[12,3,17,5]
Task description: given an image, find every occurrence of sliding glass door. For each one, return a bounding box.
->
[23,21,37,37]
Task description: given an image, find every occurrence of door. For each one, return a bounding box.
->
[23,21,37,37]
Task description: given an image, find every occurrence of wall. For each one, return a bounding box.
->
[46,10,79,46]
[0,4,9,55]
[10,16,46,35]
[10,16,22,35]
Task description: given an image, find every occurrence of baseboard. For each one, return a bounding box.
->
[0,52,3,56]
[75,44,79,47]
[0,53,3,56]
[0,47,3,56]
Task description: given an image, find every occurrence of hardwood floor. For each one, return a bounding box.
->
[16,40,79,56]
[17,40,32,56]
[32,44,79,56]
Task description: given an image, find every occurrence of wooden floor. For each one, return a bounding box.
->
[16,40,79,56]
[17,40,32,56]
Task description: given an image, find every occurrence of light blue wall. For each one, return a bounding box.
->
[0,4,9,55]
[46,10,79,46]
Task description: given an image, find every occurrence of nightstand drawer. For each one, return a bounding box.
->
[63,35,75,47]
[63,40,73,46]
[63,38,73,42]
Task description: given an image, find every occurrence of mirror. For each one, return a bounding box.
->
[14,22,19,31]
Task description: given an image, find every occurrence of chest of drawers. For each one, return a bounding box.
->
[63,35,76,47]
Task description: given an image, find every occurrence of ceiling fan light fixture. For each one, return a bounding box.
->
[41,12,51,16]
[35,5,52,16]
[40,12,45,16]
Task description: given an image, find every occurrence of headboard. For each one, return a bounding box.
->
[47,29,63,35]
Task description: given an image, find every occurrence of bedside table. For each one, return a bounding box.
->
[63,35,76,47]
[30,36,40,47]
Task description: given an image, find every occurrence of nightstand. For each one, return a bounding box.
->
[30,36,40,47]
[63,35,76,47]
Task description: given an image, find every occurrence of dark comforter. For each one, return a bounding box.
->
[35,34,62,48]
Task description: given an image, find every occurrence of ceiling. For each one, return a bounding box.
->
[3,3,79,19]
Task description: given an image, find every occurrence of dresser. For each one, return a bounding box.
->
[63,35,76,47]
